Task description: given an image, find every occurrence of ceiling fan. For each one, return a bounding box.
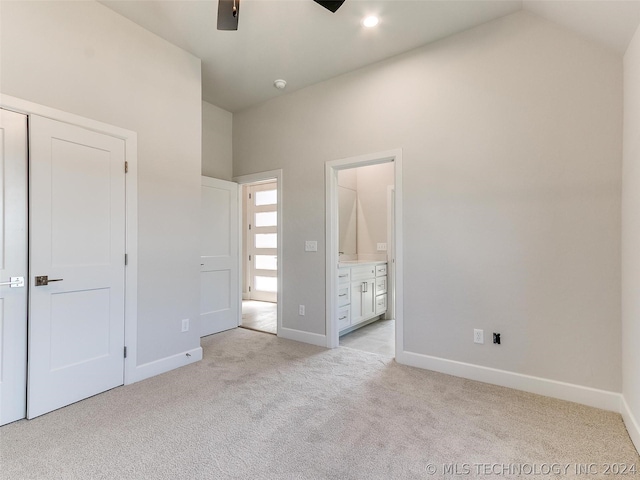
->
[217,0,346,31]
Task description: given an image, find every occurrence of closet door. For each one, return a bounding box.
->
[0,109,28,426]
[28,115,126,419]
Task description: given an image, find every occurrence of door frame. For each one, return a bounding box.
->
[0,94,139,385]
[233,169,283,336]
[325,149,404,351]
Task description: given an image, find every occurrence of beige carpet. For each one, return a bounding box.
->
[1,328,637,479]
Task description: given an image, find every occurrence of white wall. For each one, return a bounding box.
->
[622,22,640,449]
[202,100,233,181]
[234,12,623,392]
[0,1,202,366]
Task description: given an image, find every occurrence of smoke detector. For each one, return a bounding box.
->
[274,79,287,90]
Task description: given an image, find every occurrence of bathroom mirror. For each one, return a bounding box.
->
[338,186,357,255]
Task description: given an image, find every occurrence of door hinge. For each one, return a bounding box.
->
[249,255,252,261]
[249,193,252,199]
[125,253,128,266]
[249,224,251,230]
[124,346,127,358]
[249,286,251,292]
[125,161,129,173]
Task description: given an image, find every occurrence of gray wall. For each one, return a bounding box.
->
[202,100,233,181]
[355,162,394,257]
[1,1,203,365]
[234,12,623,392]
[622,22,640,440]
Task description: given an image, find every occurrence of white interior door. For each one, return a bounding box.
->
[200,176,239,337]
[28,115,126,419]
[248,182,277,303]
[0,109,28,426]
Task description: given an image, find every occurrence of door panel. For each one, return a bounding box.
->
[28,115,126,419]
[200,177,239,337]
[0,109,28,426]
[51,139,112,265]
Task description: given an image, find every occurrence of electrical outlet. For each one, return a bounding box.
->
[493,332,501,345]
[377,243,387,251]
[305,241,317,252]
[181,318,189,332]
[298,305,305,316]
[474,329,484,344]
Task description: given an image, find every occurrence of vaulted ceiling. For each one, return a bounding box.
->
[100,0,640,112]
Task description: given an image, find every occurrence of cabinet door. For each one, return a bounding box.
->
[352,280,376,325]
[350,282,363,324]
[361,279,376,319]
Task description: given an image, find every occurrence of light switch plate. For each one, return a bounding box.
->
[305,240,318,252]
[377,243,387,251]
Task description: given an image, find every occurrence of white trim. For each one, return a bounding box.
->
[325,149,403,350]
[396,350,622,412]
[621,396,640,453]
[279,327,327,347]
[386,185,395,321]
[233,169,283,337]
[0,94,139,386]
[128,347,203,383]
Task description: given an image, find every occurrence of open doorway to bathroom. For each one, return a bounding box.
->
[239,178,279,334]
[326,154,401,357]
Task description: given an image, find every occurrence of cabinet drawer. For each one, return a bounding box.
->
[376,264,387,277]
[337,306,351,331]
[375,294,387,315]
[351,265,376,281]
[338,268,351,284]
[375,276,387,295]
[337,285,350,307]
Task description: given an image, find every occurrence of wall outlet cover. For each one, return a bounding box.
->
[298,305,305,315]
[474,329,484,344]
[181,318,189,333]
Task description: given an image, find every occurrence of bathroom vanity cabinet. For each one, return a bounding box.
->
[337,262,387,335]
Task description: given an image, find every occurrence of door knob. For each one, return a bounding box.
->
[35,275,64,286]
[0,276,24,288]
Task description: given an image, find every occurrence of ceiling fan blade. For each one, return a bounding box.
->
[217,0,239,31]
[313,0,346,13]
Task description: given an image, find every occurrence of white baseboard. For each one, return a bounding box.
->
[279,327,327,347]
[126,346,203,384]
[621,396,640,453]
[396,350,621,412]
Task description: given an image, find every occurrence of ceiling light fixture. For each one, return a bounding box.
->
[362,15,379,28]
[274,79,287,90]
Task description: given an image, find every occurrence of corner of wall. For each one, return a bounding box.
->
[621,396,640,453]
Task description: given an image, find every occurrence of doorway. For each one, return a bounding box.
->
[325,149,404,354]
[333,162,396,356]
[235,171,283,336]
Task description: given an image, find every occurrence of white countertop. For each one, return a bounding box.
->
[338,260,386,268]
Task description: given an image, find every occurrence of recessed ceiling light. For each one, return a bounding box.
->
[362,15,379,28]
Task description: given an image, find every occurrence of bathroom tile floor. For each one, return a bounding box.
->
[339,318,395,357]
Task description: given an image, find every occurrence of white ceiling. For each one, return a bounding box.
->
[100,0,640,113]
